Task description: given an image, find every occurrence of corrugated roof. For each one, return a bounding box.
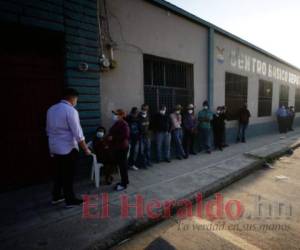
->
[146,0,300,72]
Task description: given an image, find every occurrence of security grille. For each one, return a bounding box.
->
[144,54,194,114]
[258,80,273,117]
[279,85,289,108]
[295,88,300,112]
[225,72,248,120]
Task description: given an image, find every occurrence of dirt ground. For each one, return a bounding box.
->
[113,148,300,250]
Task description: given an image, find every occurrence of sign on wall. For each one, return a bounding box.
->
[229,49,300,85]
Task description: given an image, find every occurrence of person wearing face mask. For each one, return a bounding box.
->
[92,126,117,185]
[46,88,91,207]
[212,107,225,151]
[183,104,197,157]
[126,107,141,171]
[108,109,130,191]
[237,103,251,143]
[170,104,187,160]
[151,105,172,163]
[138,104,152,168]
[197,101,213,154]
[276,104,288,134]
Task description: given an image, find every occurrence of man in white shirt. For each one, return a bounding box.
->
[46,88,91,207]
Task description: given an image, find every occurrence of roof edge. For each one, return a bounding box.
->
[145,0,300,72]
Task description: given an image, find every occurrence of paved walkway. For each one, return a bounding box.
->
[1,129,300,250]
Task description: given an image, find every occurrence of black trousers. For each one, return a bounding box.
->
[288,116,294,131]
[52,149,78,202]
[183,130,195,156]
[116,148,129,187]
[213,129,223,149]
[278,117,288,133]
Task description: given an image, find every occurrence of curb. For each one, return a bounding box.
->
[90,160,263,250]
[89,141,300,250]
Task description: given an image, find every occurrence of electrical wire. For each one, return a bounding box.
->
[106,4,144,54]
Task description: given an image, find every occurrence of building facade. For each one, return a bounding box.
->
[1,0,299,189]
[101,0,300,141]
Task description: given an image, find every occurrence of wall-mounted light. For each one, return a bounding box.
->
[78,62,89,72]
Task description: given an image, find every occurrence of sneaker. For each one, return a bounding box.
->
[206,150,211,154]
[52,197,65,205]
[165,159,171,163]
[130,165,139,171]
[65,198,83,208]
[115,184,126,192]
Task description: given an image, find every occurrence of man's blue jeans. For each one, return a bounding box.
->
[139,136,151,166]
[237,123,248,142]
[199,128,212,151]
[155,132,171,161]
[172,128,186,158]
[128,137,139,167]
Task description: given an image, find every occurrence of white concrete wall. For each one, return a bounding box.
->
[101,0,208,128]
[214,33,300,128]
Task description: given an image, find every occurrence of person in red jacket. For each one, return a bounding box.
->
[108,109,130,191]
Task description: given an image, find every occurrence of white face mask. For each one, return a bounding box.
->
[204,106,208,110]
[160,110,166,115]
[188,110,193,114]
[112,115,118,122]
[217,110,221,114]
[96,132,104,138]
[176,110,181,114]
[141,113,147,118]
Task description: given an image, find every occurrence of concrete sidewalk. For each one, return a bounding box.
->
[1,129,300,250]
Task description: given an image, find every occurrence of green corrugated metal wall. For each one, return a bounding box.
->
[0,0,101,138]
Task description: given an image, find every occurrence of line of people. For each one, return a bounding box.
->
[46,88,251,206]
[91,101,252,191]
[46,88,296,206]
[276,105,295,134]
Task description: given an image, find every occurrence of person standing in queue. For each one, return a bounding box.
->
[212,107,225,151]
[198,101,213,154]
[138,104,152,168]
[220,106,229,148]
[288,106,295,131]
[236,103,251,143]
[276,105,288,134]
[183,104,197,157]
[108,109,130,191]
[151,105,172,163]
[46,88,91,207]
[170,104,187,160]
[126,107,141,171]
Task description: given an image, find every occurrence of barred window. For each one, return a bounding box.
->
[295,87,300,112]
[258,80,273,117]
[144,55,194,114]
[225,72,248,120]
[279,85,289,107]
